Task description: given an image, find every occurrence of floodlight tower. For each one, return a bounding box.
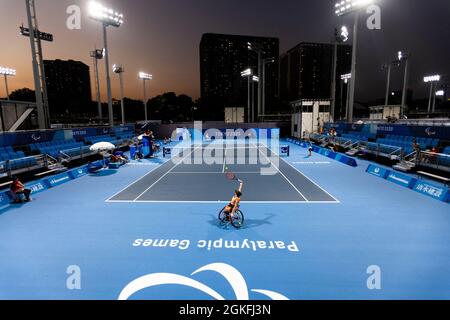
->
[88,1,124,127]
[398,51,410,112]
[334,0,374,123]
[252,75,260,122]
[382,58,400,107]
[23,0,53,129]
[90,49,104,120]
[139,72,152,121]
[423,75,441,114]
[0,67,16,100]
[247,42,264,122]
[340,73,352,119]
[261,57,274,118]
[331,25,349,121]
[113,65,125,125]
[241,68,253,123]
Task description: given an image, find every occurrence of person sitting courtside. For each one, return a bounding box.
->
[9,177,32,203]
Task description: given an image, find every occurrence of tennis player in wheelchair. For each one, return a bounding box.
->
[223,179,244,220]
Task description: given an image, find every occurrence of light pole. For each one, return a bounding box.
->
[88,1,124,127]
[331,26,349,121]
[90,49,104,120]
[424,75,440,114]
[382,59,400,107]
[261,57,274,118]
[113,65,125,125]
[139,72,152,121]
[398,51,410,113]
[341,73,352,120]
[0,67,16,100]
[334,0,374,123]
[248,42,264,122]
[252,75,259,122]
[241,68,253,123]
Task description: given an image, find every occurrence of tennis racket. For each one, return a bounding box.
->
[226,171,238,181]
[226,171,243,183]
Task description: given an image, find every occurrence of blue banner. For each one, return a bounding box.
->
[386,171,417,189]
[366,165,390,179]
[413,181,450,203]
[26,180,48,194]
[0,192,10,206]
[44,172,72,188]
[68,166,89,180]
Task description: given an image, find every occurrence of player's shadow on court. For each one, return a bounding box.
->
[0,202,27,216]
[207,213,276,230]
[89,169,118,177]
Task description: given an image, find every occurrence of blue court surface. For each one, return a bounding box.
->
[0,140,449,300]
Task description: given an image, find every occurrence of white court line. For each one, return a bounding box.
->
[169,172,262,174]
[257,147,309,202]
[133,145,202,202]
[261,142,340,203]
[105,200,340,204]
[222,148,227,173]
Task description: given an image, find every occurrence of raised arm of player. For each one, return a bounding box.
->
[238,180,244,193]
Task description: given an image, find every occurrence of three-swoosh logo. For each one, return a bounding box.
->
[118,263,289,300]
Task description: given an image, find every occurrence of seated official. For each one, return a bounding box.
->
[9,177,31,203]
[110,153,128,164]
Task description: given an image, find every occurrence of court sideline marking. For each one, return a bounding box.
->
[256,146,308,202]
[261,142,340,203]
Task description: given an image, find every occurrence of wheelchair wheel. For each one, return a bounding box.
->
[230,210,244,229]
[218,207,228,226]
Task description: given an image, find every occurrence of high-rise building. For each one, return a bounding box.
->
[200,33,279,120]
[44,59,92,118]
[280,42,352,120]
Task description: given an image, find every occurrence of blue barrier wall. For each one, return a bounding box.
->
[366,164,449,203]
[413,181,450,203]
[386,171,417,189]
[0,165,95,208]
[287,138,358,167]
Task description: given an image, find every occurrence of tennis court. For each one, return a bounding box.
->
[107,143,338,203]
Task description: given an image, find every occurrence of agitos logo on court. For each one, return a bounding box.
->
[118,263,289,300]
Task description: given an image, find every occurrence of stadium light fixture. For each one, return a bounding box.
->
[88,1,124,127]
[139,72,153,80]
[424,74,441,113]
[88,1,124,27]
[112,64,124,74]
[424,75,441,83]
[339,26,349,42]
[0,67,16,76]
[139,72,152,121]
[241,68,253,77]
[334,0,374,16]
[0,66,16,100]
